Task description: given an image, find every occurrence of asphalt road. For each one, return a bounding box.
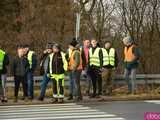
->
[81,100,160,120]
[0,100,159,120]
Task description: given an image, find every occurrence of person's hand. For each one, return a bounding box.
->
[101,67,105,71]
[47,74,51,78]
[43,50,48,54]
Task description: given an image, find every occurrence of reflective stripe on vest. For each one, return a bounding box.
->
[49,52,68,74]
[50,73,65,96]
[0,50,5,70]
[89,47,100,67]
[50,74,65,86]
[124,45,136,62]
[102,48,115,66]
[68,48,72,58]
[27,51,34,68]
[68,50,83,71]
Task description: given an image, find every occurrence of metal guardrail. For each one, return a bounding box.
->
[5,74,160,87]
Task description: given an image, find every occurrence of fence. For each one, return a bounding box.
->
[6,74,160,87]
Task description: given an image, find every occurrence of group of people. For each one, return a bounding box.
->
[0,45,37,102]
[0,36,141,103]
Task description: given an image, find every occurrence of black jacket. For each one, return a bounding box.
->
[40,53,50,75]
[48,52,65,74]
[11,56,29,76]
[80,46,88,69]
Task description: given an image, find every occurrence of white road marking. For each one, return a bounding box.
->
[76,118,125,120]
[0,103,77,108]
[2,115,119,120]
[0,103,126,120]
[0,111,107,117]
[145,100,160,104]
[0,109,100,115]
[0,105,87,110]
[0,106,91,113]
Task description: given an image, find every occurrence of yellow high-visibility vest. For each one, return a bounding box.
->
[102,48,115,66]
[27,51,35,68]
[0,49,5,70]
[89,47,101,67]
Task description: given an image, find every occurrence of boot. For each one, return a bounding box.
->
[51,98,58,103]
[58,98,64,103]
[1,97,8,103]
[89,94,96,98]
[14,97,18,103]
[75,96,83,102]
[38,97,44,101]
[67,95,73,100]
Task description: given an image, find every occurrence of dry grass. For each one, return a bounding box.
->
[6,84,160,99]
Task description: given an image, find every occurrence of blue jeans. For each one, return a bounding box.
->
[69,71,82,98]
[27,71,34,98]
[39,73,50,98]
[124,68,137,93]
[1,74,7,97]
[82,68,92,94]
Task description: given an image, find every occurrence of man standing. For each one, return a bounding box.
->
[12,45,29,102]
[48,44,68,103]
[123,36,141,94]
[67,39,83,101]
[80,39,92,95]
[88,38,103,98]
[0,48,9,102]
[101,41,118,96]
[24,45,37,100]
[38,43,53,101]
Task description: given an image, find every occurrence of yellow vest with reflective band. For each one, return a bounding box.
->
[50,74,65,86]
[102,48,115,66]
[27,51,34,68]
[49,52,68,74]
[89,47,101,67]
[0,49,5,70]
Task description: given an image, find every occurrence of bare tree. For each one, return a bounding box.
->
[76,0,117,43]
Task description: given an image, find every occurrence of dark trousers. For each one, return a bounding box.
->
[89,68,102,95]
[52,78,64,96]
[0,74,3,96]
[14,75,28,98]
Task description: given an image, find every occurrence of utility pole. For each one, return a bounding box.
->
[74,0,81,41]
[76,13,81,41]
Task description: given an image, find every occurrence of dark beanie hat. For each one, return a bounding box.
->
[70,38,78,47]
[52,43,61,50]
[17,44,23,49]
[46,43,53,49]
[23,44,30,48]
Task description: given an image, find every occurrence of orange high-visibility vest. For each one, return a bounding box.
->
[68,50,82,71]
[124,45,136,62]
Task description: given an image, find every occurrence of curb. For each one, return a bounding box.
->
[0,95,160,106]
